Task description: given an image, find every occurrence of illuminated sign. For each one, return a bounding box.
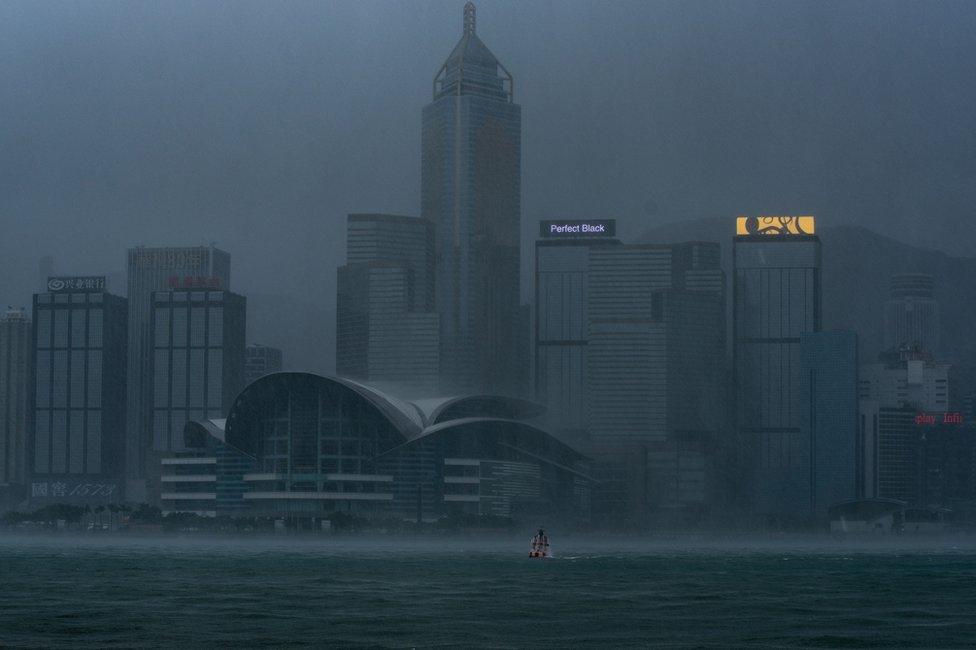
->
[47,276,106,293]
[915,412,964,426]
[540,219,616,238]
[131,250,206,269]
[30,480,119,501]
[736,216,815,237]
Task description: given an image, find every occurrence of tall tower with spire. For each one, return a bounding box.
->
[422,2,522,394]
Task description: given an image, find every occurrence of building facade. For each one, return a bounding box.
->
[884,273,940,356]
[244,344,283,386]
[421,3,522,395]
[336,214,439,396]
[30,278,127,506]
[125,246,231,501]
[0,307,31,504]
[733,215,822,518]
[534,220,619,448]
[586,241,726,522]
[148,289,245,500]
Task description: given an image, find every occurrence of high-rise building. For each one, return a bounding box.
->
[148,289,245,498]
[800,330,859,517]
[0,307,31,504]
[884,273,940,355]
[125,246,230,501]
[586,241,726,520]
[336,214,439,396]
[534,220,619,448]
[244,344,283,386]
[422,3,522,394]
[733,215,821,518]
[30,277,127,506]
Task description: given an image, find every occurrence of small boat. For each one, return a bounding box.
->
[529,527,550,558]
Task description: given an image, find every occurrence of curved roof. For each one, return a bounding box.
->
[412,395,546,427]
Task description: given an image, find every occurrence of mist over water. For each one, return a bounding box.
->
[4,534,976,648]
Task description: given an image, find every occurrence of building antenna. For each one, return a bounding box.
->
[463,2,476,34]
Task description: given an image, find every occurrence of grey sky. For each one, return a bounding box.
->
[2,0,974,322]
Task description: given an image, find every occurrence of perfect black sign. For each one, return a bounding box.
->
[539,220,616,238]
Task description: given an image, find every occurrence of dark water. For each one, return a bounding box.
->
[2,535,976,648]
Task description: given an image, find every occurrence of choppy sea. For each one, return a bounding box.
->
[2,534,976,648]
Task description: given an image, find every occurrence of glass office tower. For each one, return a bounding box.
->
[0,307,31,503]
[421,3,522,395]
[733,216,821,518]
[30,277,127,506]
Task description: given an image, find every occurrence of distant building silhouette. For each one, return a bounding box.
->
[422,3,522,395]
[244,344,283,386]
[884,273,939,356]
[0,307,31,505]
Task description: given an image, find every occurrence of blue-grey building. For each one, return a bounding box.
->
[800,330,859,517]
[733,216,822,519]
[422,3,522,395]
[30,277,127,506]
[244,344,283,386]
[0,307,31,505]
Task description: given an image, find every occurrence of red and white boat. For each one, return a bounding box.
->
[529,528,550,558]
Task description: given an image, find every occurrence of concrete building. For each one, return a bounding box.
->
[884,273,939,356]
[125,246,231,501]
[733,215,822,519]
[244,344,283,386]
[148,289,245,502]
[800,330,859,517]
[422,3,522,395]
[0,307,31,505]
[30,277,127,506]
[534,219,619,448]
[336,214,439,397]
[586,241,726,522]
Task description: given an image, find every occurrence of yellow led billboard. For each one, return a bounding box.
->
[736,216,815,237]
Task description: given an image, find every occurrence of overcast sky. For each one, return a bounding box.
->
[2,0,974,315]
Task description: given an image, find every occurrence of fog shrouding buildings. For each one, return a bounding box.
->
[148,288,245,499]
[884,274,940,356]
[30,277,127,506]
[125,246,231,501]
[422,3,522,395]
[0,307,31,503]
[336,214,439,397]
[586,241,726,521]
[733,216,822,519]
[244,344,284,386]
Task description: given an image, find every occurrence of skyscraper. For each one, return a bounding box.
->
[422,3,522,395]
[125,246,230,501]
[883,273,940,355]
[733,215,821,518]
[244,344,283,386]
[30,277,127,506]
[586,241,726,521]
[0,307,31,504]
[148,288,245,498]
[336,214,439,396]
[534,219,619,448]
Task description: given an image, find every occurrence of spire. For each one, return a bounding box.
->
[463,2,476,34]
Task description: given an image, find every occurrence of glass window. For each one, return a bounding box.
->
[172,307,187,348]
[37,294,51,304]
[71,294,86,304]
[52,351,68,407]
[154,350,169,407]
[188,349,205,407]
[69,410,85,474]
[70,350,86,408]
[89,294,102,304]
[86,411,101,474]
[87,350,101,408]
[88,309,102,348]
[171,411,188,451]
[71,310,86,348]
[208,307,222,346]
[54,294,68,304]
[154,307,170,348]
[190,307,206,347]
[54,310,68,347]
[171,349,186,407]
[34,412,50,473]
[52,411,67,474]
[207,350,222,408]
[153,410,168,451]
[36,310,51,349]
[35,351,51,408]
